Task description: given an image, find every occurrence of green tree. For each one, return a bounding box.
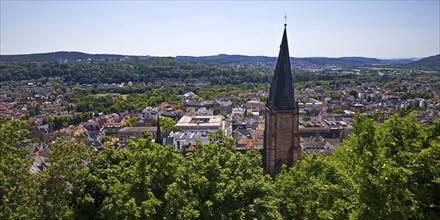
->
[331,93,342,100]
[349,90,358,98]
[99,136,183,219]
[332,109,344,114]
[1,112,439,219]
[153,116,179,134]
[0,120,39,219]
[372,111,384,121]
[164,138,281,219]
[28,104,41,116]
[331,114,439,219]
[71,143,125,219]
[212,106,221,115]
[122,117,140,128]
[39,140,96,219]
[101,135,112,144]
[277,114,440,219]
[276,154,353,219]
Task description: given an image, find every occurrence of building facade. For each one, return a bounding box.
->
[264,25,301,177]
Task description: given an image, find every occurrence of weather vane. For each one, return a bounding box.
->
[284,13,287,27]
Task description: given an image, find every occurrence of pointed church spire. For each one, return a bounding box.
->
[267,23,295,110]
[264,20,301,178]
[155,114,162,145]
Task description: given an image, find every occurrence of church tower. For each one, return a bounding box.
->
[155,114,162,145]
[264,23,301,177]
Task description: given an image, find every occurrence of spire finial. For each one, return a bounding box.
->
[284,13,287,27]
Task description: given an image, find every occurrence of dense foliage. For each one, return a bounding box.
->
[42,112,93,131]
[2,55,431,86]
[0,58,272,85]
[1,115,439,219]
[277,115,440,219]
[178,54,414,68]
[0,120,39,219]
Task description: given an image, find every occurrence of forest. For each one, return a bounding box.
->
[1,114,439,219]
[0,57,379,85]
[0,58,271,85]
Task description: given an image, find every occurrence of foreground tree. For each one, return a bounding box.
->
[1,114,438,219]
[338,114,440,219]
[164,138,280,219]
[275,154,353,219]
[0,120,39,219]
[38,140,97,219]
[99,136,183,219]
[277,114,439,219]
[153,116,180,134]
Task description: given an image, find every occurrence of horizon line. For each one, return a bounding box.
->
[0,50,434,60]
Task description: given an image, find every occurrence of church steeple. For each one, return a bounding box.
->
[267,25,295,110]
[155,114,162,145]
[264,22,301,177]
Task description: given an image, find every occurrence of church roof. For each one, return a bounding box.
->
[267,26,295,110]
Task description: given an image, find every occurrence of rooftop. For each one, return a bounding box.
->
[176,115,222,127]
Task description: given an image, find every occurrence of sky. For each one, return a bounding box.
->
[1,1,439,58]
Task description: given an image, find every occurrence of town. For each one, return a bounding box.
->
[2,0,440,217]
[1,59,439,175]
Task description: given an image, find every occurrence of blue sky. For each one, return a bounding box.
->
[1,1,439,58]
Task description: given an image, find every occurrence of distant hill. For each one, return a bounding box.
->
[1,51,418,68]
[177,54,415,69]
[177,54,277,68]
[405,54,440,70]
[1,51,435,85]
[0,51,149,63]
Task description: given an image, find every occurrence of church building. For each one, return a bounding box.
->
[263,24,301,177]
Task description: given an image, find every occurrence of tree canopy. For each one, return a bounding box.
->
[1,115,439,219]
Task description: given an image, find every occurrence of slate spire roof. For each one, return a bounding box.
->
[267,25,295,110]
[155,114,162,145]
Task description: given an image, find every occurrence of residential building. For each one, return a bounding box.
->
[162,131,209,151]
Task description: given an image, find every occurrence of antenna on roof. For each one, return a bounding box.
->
[284,13,287,27]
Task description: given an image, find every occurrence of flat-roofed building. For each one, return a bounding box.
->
[176,115,223,133]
